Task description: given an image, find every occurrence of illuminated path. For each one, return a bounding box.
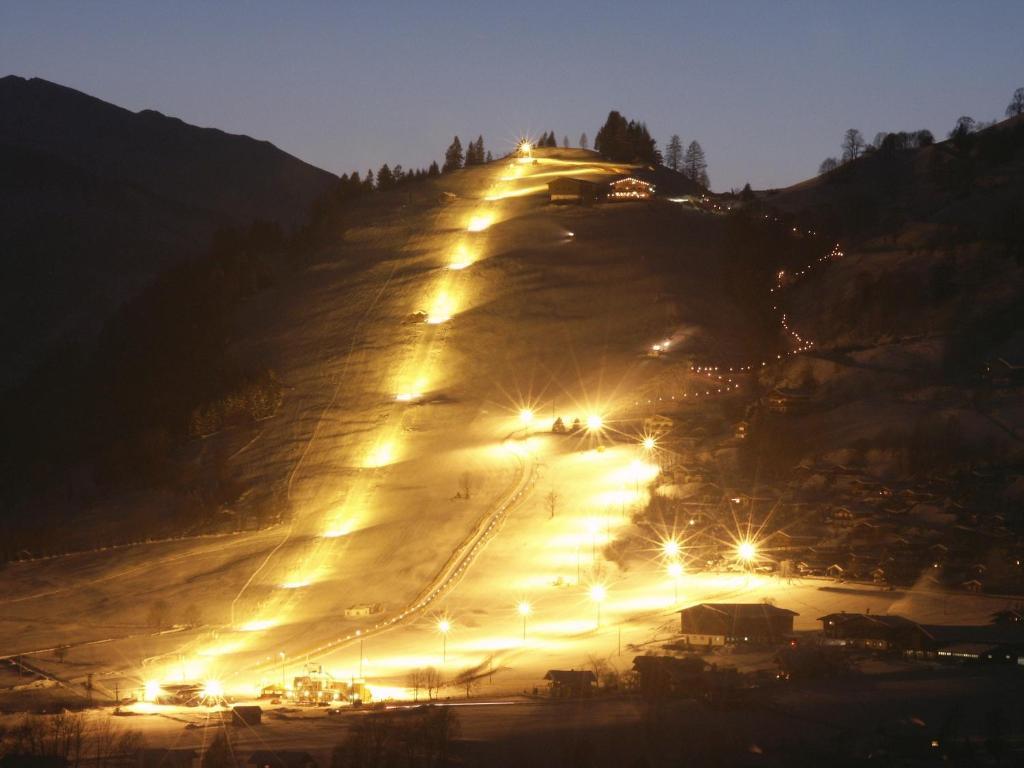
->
[242,433,538,681]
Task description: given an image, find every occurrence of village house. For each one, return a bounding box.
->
[543,669,597,698]
[765,386,812,414]
[819,613,932,652]
[983,356,1024,387]
[643,414,674,436]
[678,603,798,646]
[344,602,384,618]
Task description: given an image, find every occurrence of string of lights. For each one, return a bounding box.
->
[640,221,845,403]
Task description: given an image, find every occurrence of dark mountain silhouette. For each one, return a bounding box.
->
[0,75,337,384]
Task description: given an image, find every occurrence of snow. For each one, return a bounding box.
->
[0,149,1014,722]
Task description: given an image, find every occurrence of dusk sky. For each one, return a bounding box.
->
[3,0,1022,190]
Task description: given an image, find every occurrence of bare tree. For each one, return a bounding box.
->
[586,654,610,691]
[841,129,865,162]
[1006,87,1024,118]
[544,490,559,519]
[949,115,976,139]
[91,715,141,768]
[406,668,424,702]
[423,666,442,700]
[454,668,480,699]
[818,157,839,175]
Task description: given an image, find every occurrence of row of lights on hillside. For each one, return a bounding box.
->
[646,231,844,380]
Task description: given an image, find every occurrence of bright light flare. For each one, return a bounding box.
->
[437,618,451,635]
[201,679,224,700]
[517,600,532,617]
[737,540,757,562]
[661,538,681,560]
[667,562,684,578]
[240,619,276,632]
[589,584,607,603]
[586,414,604,431]
[448,244,475,270]
[364,442,395,468]
[143,680,161,702]
[426,292,455,324]
[467,214,493,232]
[519,408,535,426]
[642,435,656,451]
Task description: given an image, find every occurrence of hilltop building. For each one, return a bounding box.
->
[548,177,599,204]
[608,176,654,200]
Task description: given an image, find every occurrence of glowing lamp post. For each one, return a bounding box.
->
[202,679,223,704]
[589,584,606,628]
[356,630,364,679]
[517,601,532,642]
[737,540,757,571]
[668,561,683,603]
[437,618,451,663]
[519,409,534,435]
[661,538,681,561]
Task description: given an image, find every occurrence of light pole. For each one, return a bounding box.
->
[437,619,451,663]
[279,651,286,689]
[517,601,532,642]
[668,561,683,604]
[737,540,757,571]
[356,630,363,679]
[589,584,606,628]
[661,538,681,561]
[519,409,534,435]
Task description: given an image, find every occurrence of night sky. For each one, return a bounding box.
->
[2,0,1022,190]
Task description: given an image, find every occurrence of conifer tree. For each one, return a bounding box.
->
[376,163,394,190]
[443,136,464,172]
[665,135,684,172]
[562,135,569,148]
[364,169,375,190]
[485,150,493,163]
[428,160,440,177]
[579,132,588,150]
[683,141,708,186]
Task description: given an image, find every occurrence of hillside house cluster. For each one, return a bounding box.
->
[819,611,1024,664]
